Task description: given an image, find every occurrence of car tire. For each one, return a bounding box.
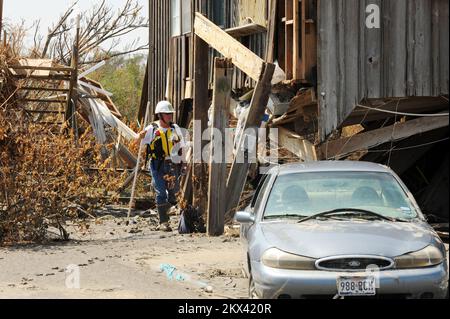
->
[249,275,261,299]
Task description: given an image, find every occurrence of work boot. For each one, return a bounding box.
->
[157,203,171,224]
[159,222,172,232]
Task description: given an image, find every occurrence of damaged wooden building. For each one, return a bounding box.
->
[140,0,449,228]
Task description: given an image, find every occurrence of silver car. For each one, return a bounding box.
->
[235,161,448,299]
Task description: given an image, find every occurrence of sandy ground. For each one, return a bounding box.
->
[1,206,448,299]
[0,207,248,299]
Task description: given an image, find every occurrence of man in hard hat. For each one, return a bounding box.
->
[137,101,186,232]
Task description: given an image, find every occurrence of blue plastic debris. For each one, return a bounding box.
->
[160,263,185,282]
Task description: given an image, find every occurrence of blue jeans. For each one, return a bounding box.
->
[149,160,180,206]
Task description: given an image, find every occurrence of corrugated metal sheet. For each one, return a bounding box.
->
[318,0,449,140]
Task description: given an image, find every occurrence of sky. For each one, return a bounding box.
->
[3,0,149,52]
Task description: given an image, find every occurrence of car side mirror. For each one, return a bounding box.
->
[234,211,255,224]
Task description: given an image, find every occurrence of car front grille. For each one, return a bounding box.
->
[316,256,394,271]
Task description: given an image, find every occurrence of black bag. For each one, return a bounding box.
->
[178,205,206,234]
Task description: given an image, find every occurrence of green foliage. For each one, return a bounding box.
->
[90,55,145,123]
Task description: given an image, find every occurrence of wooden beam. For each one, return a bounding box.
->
[10,74,71,81]
[293,0,301,79]
[269,126,318,162]
[24,110,63,114]
[207,58,233,236]
[265,0,277,63]
[284,0,293,79]
[19,86,69,92]
[194,12,264,82]
[8,65,73,72]
[225,62,275,214]
[320,115,450,160]
[300,0,317,82]
[20,98,66,103]
[192,34,210,216]
[65,26,79,128]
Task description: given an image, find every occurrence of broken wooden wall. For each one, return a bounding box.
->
[139,0,171,122]
[318,0,449,141]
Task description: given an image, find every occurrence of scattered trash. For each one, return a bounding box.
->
[159,263,186,282]
[204,286,214,294]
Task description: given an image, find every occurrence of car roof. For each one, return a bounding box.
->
[269,161,392,175]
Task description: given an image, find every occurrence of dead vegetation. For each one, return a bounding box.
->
[0,105,127,245]
[0,47,137,246]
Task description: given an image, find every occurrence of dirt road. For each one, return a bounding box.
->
[0,212,248,299]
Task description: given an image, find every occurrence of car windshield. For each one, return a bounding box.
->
[263,171,418,221]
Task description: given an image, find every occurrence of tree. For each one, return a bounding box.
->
[34,0,148,66]
[89,54,145,122]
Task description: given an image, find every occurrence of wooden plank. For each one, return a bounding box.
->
[365,0,382,98]
[413,0,432,96]
[277,0,286,70]
[24,110,63,114]
[65,29,79,126]
[19,86,69,92]
[225,23,267,38]
[194,12,264,82]
[10,74,71,80]
[317,0,339,140]
[8,65,73,72]
[384,0,407,97]
[320,115,449,160]
[192,34,210,216]
[270,126,318,162]
[341,96,449,127]
[225,62,275,214]
[207,58,232,236]
[265,0,277,63]
[21,98,66,103]
[301,0,318,82]
[293,0,301,79]
[284,0,294,79]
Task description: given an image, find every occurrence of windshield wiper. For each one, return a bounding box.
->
[297,208,398,224]
[265,214,307,220]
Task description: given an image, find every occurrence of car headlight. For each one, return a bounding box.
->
[261,248,316,270]
[394,245,444,269]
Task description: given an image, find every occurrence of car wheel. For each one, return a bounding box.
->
[249,275,261,299]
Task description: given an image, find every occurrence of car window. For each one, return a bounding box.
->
[251,174,271,212]
[263,171,418,220]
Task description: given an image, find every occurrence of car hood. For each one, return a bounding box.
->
[260,220,434,259]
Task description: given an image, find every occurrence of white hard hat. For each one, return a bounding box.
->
[155,100,175,114]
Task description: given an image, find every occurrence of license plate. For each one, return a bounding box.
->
[337,276,376,296]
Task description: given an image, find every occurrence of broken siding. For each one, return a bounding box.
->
[318,0,449,140]
[145,0,171,119]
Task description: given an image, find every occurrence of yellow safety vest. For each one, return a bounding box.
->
[148,124,179,160]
